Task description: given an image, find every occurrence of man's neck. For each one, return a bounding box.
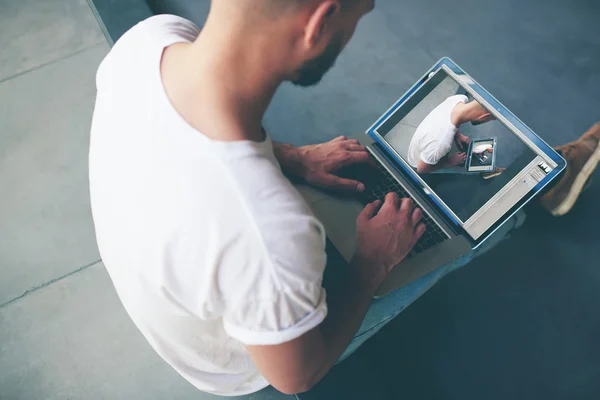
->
[451,102,478,127]
[161,16,288,142]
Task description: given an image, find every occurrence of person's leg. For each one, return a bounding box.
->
[540,123,600,215]
[325,209,527,363]
[337,262,449,362]
[327,122,600,362]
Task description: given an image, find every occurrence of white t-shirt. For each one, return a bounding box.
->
[407,95,468,167]
[89,15,328,396]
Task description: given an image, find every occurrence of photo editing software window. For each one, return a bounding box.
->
[376,69,557,240]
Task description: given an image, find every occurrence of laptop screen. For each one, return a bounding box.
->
[373,66,558,240]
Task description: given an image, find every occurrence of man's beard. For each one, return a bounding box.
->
[292,34,344,87]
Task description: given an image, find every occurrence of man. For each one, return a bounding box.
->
[407,95,503,179]
[89,0,600,396]
[471,142,494,164]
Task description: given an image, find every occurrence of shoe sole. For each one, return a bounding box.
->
[551,141,600,216]
[483,171,503,180]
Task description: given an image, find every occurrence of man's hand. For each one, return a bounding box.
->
[298,136,373,192]
[447,151,467,167]
[454,132,471,151]
[279,136,371,192]
[245,193,426,395]
[355,193,426,290]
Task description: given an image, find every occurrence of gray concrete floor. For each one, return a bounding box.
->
[2,0,600,399]
[0,1,281,399]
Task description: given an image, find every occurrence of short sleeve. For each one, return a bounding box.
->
[221,209,329,346]
[223,283,328,346]
[221,214,328,345]
[217,152,330,346]
[142,15,201,47]
[421,139,452,165]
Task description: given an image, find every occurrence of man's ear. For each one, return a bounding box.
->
[303,1,341,51]
[477,112,494,122]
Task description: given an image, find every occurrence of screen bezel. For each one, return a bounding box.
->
[365,57,566,248]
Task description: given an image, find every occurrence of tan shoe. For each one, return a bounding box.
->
[482,167,505,179]
[540,122,600,216]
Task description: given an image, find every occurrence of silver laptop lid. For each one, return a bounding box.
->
[366,58,566,247]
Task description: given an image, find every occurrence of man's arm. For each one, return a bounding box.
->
[246,194,426,394]
[416,152,467,174]
[247,254,379,394]
[454,131,471,152]
[272,142,305,177]
[271,136,372,192]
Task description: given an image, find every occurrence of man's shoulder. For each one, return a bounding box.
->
[117,15,200,44]
[445,94,468,104]
[140,15,200,44]
[103,15,199,66]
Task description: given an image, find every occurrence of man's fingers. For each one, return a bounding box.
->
[343,143,367,152]
[339,151,371,167]
[455,137,464,150]
[382,192,400,209]
[411,207,423,226]
[322,174,365,192]
[415,223,426,239]
[366,156,379,169]
[359,200,382,221]
[331,136,346,142]
[400,197,414,214]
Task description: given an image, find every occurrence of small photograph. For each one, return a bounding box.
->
[467,138,495,172]
[383,75,537,221]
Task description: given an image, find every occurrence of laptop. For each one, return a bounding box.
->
[295,57,566,298]
[466,137,497,173]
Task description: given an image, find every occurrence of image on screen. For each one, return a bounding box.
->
[377,71,538,223]
[468,139,495,172]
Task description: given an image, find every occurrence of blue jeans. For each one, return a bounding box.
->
[327,210,527,362]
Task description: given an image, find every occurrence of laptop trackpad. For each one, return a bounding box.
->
[311,198,362,262]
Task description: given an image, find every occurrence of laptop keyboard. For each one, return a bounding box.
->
[340,159,450,256]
